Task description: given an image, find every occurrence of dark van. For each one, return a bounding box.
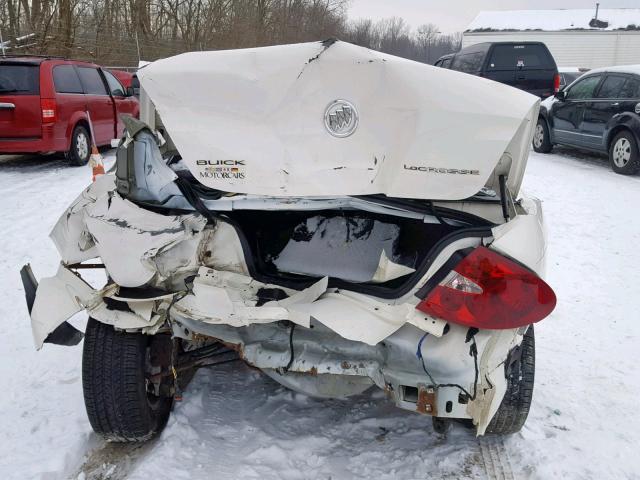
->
[436,42,560,98]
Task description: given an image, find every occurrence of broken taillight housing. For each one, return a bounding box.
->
[416,247,556,330]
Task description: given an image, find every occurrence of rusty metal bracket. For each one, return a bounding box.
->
[417,385,438,416]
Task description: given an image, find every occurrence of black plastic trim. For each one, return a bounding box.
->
[414,248,472,299]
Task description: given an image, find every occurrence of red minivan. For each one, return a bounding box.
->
[0,57,139,165]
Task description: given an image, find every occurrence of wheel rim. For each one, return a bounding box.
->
[76,132,89,160]
[533,124,544,148]
[612,138,631,168]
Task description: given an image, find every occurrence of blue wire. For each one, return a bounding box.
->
[416,332,429,359]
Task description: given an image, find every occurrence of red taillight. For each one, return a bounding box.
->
[553,73,561,93]
[416,247,556,330]
[41,98,57,124]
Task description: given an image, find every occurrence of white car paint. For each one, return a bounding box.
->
[26,41,553,435]
[138,40,539,200]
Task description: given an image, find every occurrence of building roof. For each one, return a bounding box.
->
[466,9,640,32]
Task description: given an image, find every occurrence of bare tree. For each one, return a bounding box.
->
[0,2,461,66]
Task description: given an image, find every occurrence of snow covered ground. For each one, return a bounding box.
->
[0,147,639,479]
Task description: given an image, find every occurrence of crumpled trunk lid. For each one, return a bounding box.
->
[138,40,539,200]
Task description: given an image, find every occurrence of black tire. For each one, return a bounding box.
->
[82,318,173,442]
[66,124,91,166]
[609,130,640,175]
[485,326,535,435]
[532,118,553,153]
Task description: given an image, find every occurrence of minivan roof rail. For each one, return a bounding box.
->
[0,54,66,60]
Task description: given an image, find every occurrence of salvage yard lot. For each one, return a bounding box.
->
[0,148,638,479]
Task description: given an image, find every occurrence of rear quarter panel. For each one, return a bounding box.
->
[604,112,640,149]
[489,194,547,277]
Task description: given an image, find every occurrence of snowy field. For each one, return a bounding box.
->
[0,147,639,479]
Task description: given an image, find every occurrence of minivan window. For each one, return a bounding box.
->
[488,44,551,70]
[619,77,640,99]
[0,64,39,95]
[566,75,602,100]
[451,52,484,74]
[77,67,108,95]
[53,65,84,94]
[597,75,626,99]
[103,70,125,96]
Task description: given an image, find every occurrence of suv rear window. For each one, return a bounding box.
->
[53,65,84,94]
[0,64,39,95]
[77,67,108,95]
[597,75,626,99]
[620,77,640,99]
[451,52,484,74]
[488,44,553,70]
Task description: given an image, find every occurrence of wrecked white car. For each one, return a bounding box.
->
[22,40,556,441]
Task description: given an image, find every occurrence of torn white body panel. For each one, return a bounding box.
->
[138,40,539,199]
[49,175,115,264]
[174,267,328,328]
[31,265,162,349]
[85,194,206,287]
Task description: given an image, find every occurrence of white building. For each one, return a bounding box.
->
[463,8,640,69]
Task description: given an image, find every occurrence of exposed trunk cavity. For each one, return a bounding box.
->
[227,209,465,291]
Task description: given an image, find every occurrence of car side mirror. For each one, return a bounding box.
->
[555,90,566,101]
[126,86,135,97]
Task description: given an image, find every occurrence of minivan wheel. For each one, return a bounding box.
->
[609,131,640,175]
[532,118,552,153]
[484,326,535,435]
[66,125,91,166]
[82,318,174,442]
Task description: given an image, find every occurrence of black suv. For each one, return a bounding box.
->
[435,42,559,98]
[534,66,640,175]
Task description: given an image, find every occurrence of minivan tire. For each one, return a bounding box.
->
[609,130,640,175]
[66,125,91,166]
[484,326,535,435]
[532,118,553,153]
[82,318,173,442]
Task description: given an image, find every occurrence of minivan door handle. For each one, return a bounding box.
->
[0,102,16,109]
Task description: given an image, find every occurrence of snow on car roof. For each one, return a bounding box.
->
[466,9,640,32]
[581,65,640,76]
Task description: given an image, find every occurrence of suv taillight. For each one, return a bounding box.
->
[553,73,561,93]
[41,99,57,124]
[416,247,556,330]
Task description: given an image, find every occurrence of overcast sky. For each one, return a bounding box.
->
[348,0,640,33]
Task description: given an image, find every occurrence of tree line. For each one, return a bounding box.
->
[0,0,461,66]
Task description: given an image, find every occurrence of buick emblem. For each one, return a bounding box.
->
[324,100,359,138]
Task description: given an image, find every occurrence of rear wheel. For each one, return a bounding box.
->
[532,118,553,153]
[82,318,174,442]
[485,326,535,435]
[66,125,91,166]
[609,131,640,175]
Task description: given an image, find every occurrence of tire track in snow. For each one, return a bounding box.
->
[479,436,516,480]
[73,439,158,480]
